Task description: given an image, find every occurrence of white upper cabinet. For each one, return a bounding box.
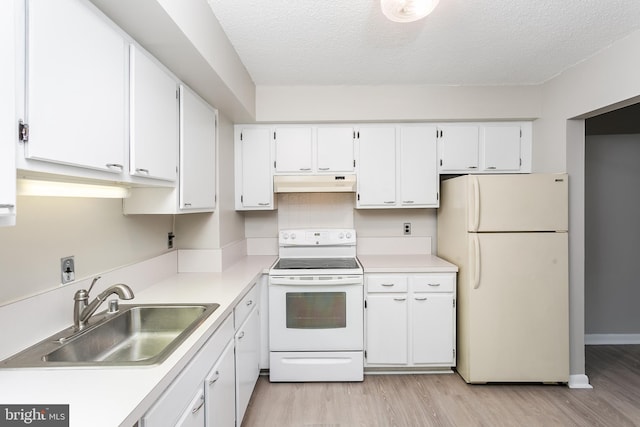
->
[274,127,312,173]
[179,86,216,210]
[438,122,532,174]
[273,126,355,174]
[357,125,439,209]
[356,127,397,207]
[480,124,523,172]
[124,85,216,214]
[0,0,16,227]
[129,44,178,181]
[316,127,355,173]
[437,125,479,172]
[235,126,274,210]
[399,126,438,207]
[25,0,126,174]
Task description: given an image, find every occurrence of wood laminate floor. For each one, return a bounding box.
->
[241,345,640,427]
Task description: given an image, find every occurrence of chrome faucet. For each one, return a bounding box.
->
[73,276,134,330]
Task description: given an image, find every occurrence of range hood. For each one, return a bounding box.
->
[273,175,356,193]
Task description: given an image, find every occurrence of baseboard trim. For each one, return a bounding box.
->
[568,374,593,389]
[585,334,640,345]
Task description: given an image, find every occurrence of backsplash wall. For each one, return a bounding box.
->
[244,193,436,255]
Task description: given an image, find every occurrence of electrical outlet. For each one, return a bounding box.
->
[403,222,411,235]
[61,256,75,284]
[168,232,175,249]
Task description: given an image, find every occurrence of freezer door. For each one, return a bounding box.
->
[463,232,569,383]
[468,174,568,232]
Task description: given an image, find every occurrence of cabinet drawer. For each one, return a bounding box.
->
[410,274,455,293]
[234,283,258,328]
[367,275,408,293]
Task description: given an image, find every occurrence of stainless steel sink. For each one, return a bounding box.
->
[0,303,219,368]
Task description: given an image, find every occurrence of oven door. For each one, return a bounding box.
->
[268,275,363,352]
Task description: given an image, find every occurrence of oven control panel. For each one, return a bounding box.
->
[279,229,356,246]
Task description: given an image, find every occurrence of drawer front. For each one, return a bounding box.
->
[410,274,455,293]
[367,275,408,293]
[234,283,259,328]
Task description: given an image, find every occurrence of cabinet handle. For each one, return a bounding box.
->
[246,299,253,306]
[415,296,428,301]
[318,167,330,171]
[105,163,123,171]
[381,283,395,287]
[393,297,406,302]
[135,168,150,174]
[0,204,15,209]
[486,166,496,170]
[258,202,270,206]
[299,168,311,171]
[468,166,478,169]
[191,395,205,414]
[384,201,395,204]
[183,202,192,207]
[402,200,414,204]
[237,331,245,339]
[427,283,441,287]
[208,370,220,385]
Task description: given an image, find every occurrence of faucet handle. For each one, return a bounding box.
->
[87,276,101,293]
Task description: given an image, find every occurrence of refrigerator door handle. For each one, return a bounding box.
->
[472,234,481,289]
[470,175,480,231]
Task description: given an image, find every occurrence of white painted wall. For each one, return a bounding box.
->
[0,196,173,305]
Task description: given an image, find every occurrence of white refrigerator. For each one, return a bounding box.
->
[437,174,569,383]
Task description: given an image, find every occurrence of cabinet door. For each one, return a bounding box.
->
[411,293,455,365]
[274,127,312,173]
[205,341,235,427]
[317,127,355,172]
[0,0,16,226]
[175,389,205,427]
[180,85,216,210]
[357,127,396,207]
[129,45,178,181]
[366,294,407,364]
[438,126,479,172]
[237,127,273,209]
[480,125,522,172]
[399,126,438,207]
[26,0,126,173]
[235,307,260,425]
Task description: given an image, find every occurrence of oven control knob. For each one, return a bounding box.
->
[290,233,296,240]
[282,232,289,240]
[346,232,352,239]
[339,232,345,239]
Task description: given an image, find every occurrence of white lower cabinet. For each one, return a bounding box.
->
[141,316,234,427]
[365,273,456,369]
[234,288,260,425]
[205,341,235,427]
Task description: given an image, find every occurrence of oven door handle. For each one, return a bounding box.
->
[270,276,362,286]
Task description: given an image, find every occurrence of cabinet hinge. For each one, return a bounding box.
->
[18,120,29,143]
[240,195,244,203]
[353,160,356,168]
[357,193,360,201]
[357,131,360,139]
[437,192,439,201]
[240,132,243,141]
[273,161,276,168]
[364,350,367,359]
[364,300,367,309]
[520,129,522,138]
[520,158,522,166]
[176,89,179,99]
[273,131,276,139]
[453,349,456,359]
[439,159,443,166]
[453,298,456,308]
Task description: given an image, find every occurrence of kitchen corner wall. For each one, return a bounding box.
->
[0,196,173,306]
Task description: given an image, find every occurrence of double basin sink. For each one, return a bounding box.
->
[1,303,219,368]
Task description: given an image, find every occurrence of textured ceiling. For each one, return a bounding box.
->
[208,0,640,86]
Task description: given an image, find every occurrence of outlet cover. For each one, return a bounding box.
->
[61,256,75,284]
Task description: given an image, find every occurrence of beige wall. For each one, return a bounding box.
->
[534,28,640,378]
[0,196,173,305]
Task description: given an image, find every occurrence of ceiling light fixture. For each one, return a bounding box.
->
[381,0,440,23]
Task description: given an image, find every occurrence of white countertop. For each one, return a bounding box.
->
[0,255,275,427]
[358,254,458,273]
